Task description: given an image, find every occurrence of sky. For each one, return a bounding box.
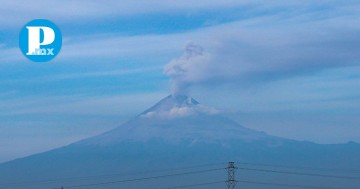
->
[0,0,360,163]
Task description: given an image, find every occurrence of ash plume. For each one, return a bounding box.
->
[164,42,209,95]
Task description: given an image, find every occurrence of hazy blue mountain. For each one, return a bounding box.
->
[0,95,359,189]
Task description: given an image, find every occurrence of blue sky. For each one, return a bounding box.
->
[0,1,360,163]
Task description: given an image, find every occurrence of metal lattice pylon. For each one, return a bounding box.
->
[226,162,237,189]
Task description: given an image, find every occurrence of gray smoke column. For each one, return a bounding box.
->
[164,42,209,95]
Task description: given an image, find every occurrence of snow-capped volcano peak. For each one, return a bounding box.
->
[140,95,218,119]
[80,95,274,145]
[143,94,198,112]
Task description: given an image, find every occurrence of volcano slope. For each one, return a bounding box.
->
[0,95,359,189]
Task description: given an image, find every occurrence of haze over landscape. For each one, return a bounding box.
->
[1,94,360,189]
[0,1,360,189]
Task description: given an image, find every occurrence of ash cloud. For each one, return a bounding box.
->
[164,17,360,95]
[164,42,210,95]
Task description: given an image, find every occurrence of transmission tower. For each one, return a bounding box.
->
[226,162,237,189]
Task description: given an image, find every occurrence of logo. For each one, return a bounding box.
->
[19,19,62,62]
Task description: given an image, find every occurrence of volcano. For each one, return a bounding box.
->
[82,94,276,145]
[0,95,359,189]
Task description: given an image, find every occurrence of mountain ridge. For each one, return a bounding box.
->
[77,94,280,146]
[0,95,359,189]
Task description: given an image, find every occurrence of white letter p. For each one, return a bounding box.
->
[26,26,55,55]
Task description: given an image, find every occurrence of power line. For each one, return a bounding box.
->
[0,163,225,187]
[161,181,224,189]
[236,161,360,173]
[62,168,224,188]
[236,179,342,189]
[161,180,342,189]
[2,161,358,189]
[3,161,358,187]
[238,167,360,180]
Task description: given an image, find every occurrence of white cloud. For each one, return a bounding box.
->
[0,92,167,116]
[0,32,187,64]
[1,0,358,29]
[161,12,360,94]
[0,0,256,27]
[58,34,185,60]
